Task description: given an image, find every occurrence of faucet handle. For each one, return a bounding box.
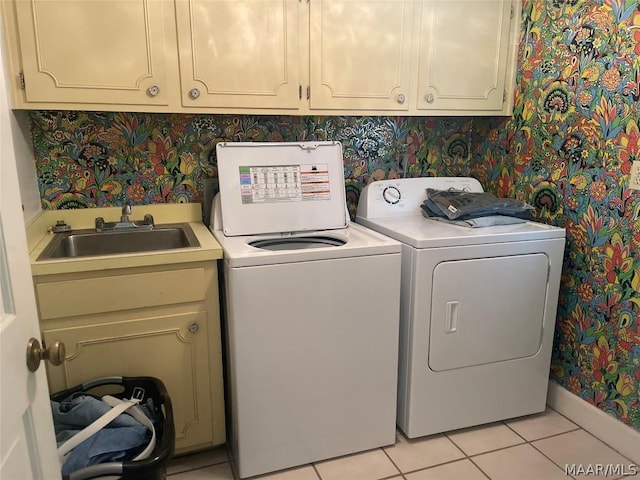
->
[143,214,155,227]
[95,217,105,232]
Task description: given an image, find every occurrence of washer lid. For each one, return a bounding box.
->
[217,141,348,236]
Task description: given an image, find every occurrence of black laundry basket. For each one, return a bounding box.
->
[50,376,175,480]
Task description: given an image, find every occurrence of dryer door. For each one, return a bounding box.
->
[428,253,548,372]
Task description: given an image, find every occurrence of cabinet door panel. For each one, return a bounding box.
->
[310,0,414,110]
[15,0,170,105]
[176,0,301,109]
[43,311,214,453]
[417,0,512,111]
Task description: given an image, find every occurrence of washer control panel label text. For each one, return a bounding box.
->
[240,165,330,204]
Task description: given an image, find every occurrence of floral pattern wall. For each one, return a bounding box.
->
[472,0,640,431]
[31,112,474,217]
[29,0,639,432]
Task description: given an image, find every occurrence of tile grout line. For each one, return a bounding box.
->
[441,422,529,459]
[475,421,576,479]
[547,406,638,466]
[526,429,635,480]
[311,461,322,480]
[387,431,471,478]
[466,455,493,480]
[436,420,579,480]
[571,424,638,466]
[311,448,405,480]
[500,419,530,443]
[167,460,236,478]
[527,437,579,480]
[380,443,410,478]
[503,418,627,479]
[502,417,582,443]
[167,418,637,479]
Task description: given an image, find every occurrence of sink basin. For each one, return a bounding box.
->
[37,223,200,260]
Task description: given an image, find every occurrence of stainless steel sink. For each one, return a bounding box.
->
[37,223,200,260]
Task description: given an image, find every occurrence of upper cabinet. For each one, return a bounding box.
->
[0,0,520,115]
[415,0,515,112]
[175,0,301,110]
[8,0,179,108]
[309,0,414,111]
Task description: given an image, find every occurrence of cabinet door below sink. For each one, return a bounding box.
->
[44,312,213,452]
[36,262,225,454]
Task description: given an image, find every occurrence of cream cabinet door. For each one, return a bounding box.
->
[42,310,217,454]
[416,0,513,112]
[309,0,414,111]
[14,0,172,106]
[176,0,301,110]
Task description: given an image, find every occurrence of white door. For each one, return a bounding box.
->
[0,31,60,478]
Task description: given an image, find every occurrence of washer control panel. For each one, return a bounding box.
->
[356,177,483,219]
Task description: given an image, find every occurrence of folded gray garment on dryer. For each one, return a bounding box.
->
[421,210,529,228]
[423,188,534,220]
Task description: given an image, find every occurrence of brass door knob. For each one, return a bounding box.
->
[26,338,66,372]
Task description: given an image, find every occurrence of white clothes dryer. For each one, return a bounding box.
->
[356,177,566,438]
[211,141,402,478]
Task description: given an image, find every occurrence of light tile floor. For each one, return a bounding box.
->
[167,408,638,480]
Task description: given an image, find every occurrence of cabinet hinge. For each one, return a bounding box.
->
[510,5,514,19]
[503,89,506,102]
[299,85,302,99]
[19,71,25,90]
[306,86,310,100]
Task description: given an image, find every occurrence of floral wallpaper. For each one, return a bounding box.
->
[29,0,639,432]
[31,111,473,218]
[471,0,640,432]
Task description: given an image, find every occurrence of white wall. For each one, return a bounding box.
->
[0,17,41,224]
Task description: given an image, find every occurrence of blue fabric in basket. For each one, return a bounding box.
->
[52,393,141,433]
[52,393,152,475]
[61,426,149,476]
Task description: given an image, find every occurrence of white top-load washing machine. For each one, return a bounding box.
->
[211,141,402,478]
[356,177,566,438]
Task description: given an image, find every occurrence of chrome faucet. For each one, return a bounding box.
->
[94,202,154,232]
[121,202,132,223]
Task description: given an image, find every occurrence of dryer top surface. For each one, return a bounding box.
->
[357,215,565,249]
[356,177,565,248]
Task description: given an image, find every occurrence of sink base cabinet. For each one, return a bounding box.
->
[34,262,225,454]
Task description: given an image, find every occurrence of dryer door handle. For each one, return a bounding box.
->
[445,301,459,333]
